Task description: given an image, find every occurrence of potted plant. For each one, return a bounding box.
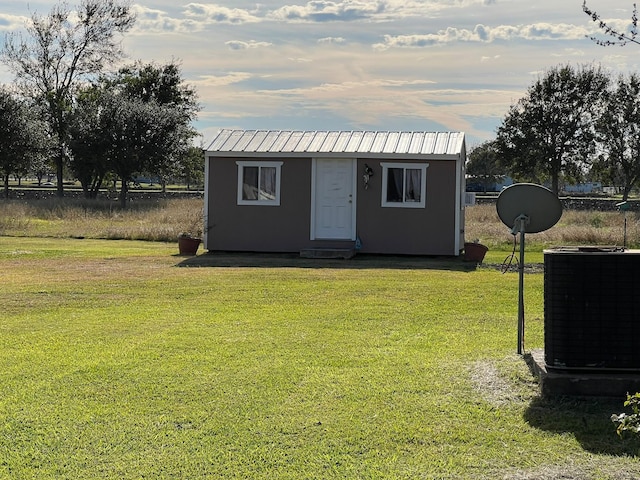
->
[177,209,204,256]
[463,239,488,263]
[178,232,201,255]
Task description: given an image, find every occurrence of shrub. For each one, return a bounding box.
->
[611,392,640,437]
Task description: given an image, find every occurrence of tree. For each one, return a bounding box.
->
[495,64,609,195]
[177,145,205,190]
[1,0,136,197]
[583,1,639,46]
[114,62,200,189]
[67,84,111,199]
[466,141,503,193]
[65,62,199,205]
[591,73,640,200]
[91,89,191,207]
[0,89,49,198]
[116,62,199,120]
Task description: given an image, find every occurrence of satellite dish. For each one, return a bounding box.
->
[497,183,562,233]
[495,183,563,355]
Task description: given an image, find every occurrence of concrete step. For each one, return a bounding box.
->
[526,349,640,397]
[299,248,356,259]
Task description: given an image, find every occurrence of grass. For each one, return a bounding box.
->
[1,201,640,478]
[0,197,204,241]
[466,204,635,251]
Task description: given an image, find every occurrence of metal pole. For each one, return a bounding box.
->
[616,201,629,250]
[517,228,525,355]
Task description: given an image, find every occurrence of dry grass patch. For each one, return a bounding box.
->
[502,457,640,480]
[469,355,538,408]
[0,197,203,241]
[466,204,634,249]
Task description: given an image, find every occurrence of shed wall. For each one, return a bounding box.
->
[205,155,461,255]
[355,158,458,255]
[206,156,312,252]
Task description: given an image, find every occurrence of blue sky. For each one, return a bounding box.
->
[1,0,639,146]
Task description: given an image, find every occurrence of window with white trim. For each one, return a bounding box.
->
[236,161,283,206]
[381,162,428,208]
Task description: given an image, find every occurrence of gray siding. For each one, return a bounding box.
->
[207,157,311,252]
[355,159,457,255]
[206,156,461,255]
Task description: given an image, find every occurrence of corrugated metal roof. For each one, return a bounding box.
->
[207,129,464,157]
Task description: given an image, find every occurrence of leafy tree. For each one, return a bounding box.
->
[495,64,609,195]
[466,141,503,193]
[67,85,111,199]
[95,89,191,207]
[178,145,205,190]
[31,153,52,187]
[113,62,200,188]
[0,89,48,198]
[1,0,135,197]
[116,62,199,121]
[65,62,199,205]
[583,1,639,46]
[591,73,640,200]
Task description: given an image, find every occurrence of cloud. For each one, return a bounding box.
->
[202,77,515,140]
[225,40,273,50]
[131,0,501,35]
[0,13,28,31]
[318,36,347,44]
[131,3,261,33]
[264,0,495,23]
[480,55,501,62]
[269,1,386,22]
[132,5,202,33]
[183,3,261,24]
[373,22,591,49]
[194,72,254,87]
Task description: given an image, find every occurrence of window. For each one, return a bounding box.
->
[381,162,428,208]
[236,161,283,206]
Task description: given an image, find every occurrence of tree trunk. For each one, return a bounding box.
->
[55,150,64,198]
[81,182,91,199]
[551,174,560,196]
[119,178,129,208]
[90,177,101,199]
[3,174,9,199]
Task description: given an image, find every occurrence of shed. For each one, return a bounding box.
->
[204,129,466,256]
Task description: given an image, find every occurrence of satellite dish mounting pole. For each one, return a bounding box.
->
[496,183,563,356]
[512,214,529,355]
[616,201,629,250]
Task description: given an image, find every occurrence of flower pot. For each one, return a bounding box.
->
[464,242,488,263]
[178,236,201,256]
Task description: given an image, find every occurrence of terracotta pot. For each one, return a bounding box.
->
[178,236,201,255]
[463,242,488,263]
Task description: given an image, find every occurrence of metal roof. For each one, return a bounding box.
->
[206,129,465,157]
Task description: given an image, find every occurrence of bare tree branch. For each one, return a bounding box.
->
[583,1,640,46]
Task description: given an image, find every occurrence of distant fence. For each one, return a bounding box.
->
[2,189,204,201]
[474,196,638,212]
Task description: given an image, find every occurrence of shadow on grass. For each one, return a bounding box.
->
[174,251,487,271]
[524,394,640,456]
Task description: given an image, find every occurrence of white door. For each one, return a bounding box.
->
[312,158,355,240]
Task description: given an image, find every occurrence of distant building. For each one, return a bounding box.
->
[562,182,602,194]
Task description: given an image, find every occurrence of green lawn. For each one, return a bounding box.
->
[0,237,638,479]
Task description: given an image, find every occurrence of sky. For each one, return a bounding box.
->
[1,0,640,147]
